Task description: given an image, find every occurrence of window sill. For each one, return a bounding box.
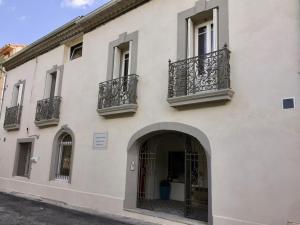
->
[97,104,137,117]
[167,89,234,107]
[49,178,71,186]
[35,118,59,128]
[4,124,20,131]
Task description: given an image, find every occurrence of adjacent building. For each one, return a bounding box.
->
[0,44,25,115]
[0,1,299,225]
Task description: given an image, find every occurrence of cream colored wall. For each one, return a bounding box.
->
[0,0,299,225]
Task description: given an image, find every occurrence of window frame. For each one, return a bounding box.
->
[11,80,25,107]
[70,42,83,61]
[49,126,75,183]
[194,20,216,56]
[56,133,73,181]
[44,65,64,99]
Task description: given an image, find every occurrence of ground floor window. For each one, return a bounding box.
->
[137,132,208,222]
[55,133,73,181]
[15,142,33,178]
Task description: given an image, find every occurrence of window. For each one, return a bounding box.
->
[178,1,227,60]
[44,65,63,99]
[195,21,215,56]
[15,142,32,177]
[11,82,24,106]
[107,31,139,81]
[55,133,73,181]
[112,43,131,79]
[49,72,57,99]
[187,9,218,58]
[70,42,83,60]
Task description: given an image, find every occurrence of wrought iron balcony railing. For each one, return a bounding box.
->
[35,96,61,125]
[3,105,22,130]
[98,74,138,113]
[168,47,231,98]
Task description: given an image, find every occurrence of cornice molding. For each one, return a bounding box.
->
[3,0,150,71]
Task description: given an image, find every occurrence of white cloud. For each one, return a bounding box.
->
[60,0,95,8]
[17,16,27,21]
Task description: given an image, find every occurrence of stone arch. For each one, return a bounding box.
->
[49,125,76,183]
[124,122,212,224]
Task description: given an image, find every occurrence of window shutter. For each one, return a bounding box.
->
[213,8,218,51]
[113,47,121,79]
[128,41,133,75]
[17,83,23,106]
[187,18,194,58]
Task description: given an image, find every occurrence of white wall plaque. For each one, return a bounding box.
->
[93,132,108,150]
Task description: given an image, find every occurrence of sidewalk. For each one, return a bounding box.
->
[0,192,155,225]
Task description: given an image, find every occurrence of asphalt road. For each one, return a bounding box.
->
[0,192,154,225]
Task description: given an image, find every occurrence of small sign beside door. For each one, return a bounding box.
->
[93,132,108,150]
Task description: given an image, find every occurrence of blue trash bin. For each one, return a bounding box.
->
[160,180,171,200]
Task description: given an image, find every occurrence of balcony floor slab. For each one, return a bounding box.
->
[167,89,234,107]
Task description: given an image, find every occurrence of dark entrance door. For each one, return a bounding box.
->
[137,133,208,222]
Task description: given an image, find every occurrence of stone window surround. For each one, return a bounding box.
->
[49,125,75,183]
[177,0,229,60]
[106,31,139,80]
[43,65,64,99]
[12,138,35,178]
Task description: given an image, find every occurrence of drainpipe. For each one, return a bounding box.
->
[0,66,7,118]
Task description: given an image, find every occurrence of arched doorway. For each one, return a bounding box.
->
[124,123,212,224]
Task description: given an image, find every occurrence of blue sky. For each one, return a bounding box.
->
[0,0,109,47]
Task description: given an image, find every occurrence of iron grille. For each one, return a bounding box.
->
[168,47,231,98]
[35,96,61,122]
[98,74,138,109]
[3,105,22,129]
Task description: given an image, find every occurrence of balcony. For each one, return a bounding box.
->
[35,96,61,127]
[3,106,22,131]
[167,47,234,107]
[97,74,138,116]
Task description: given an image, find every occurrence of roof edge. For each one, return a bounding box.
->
[3,0,150,71]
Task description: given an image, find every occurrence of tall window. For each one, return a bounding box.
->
[15,142,32,177]
[45,71,58,99]
[187,8,218,58]
[11,82,24,107]
[195,22,215,56]
[56,133,73,181]
[49,72,57,99]
[112,42,132,79]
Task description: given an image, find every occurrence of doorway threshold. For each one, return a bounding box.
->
[125,208,208,225]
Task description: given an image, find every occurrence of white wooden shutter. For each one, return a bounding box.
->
[17,83,23,106]
[187,18,194,58]
[128,41,133,75]
[113,47,121,79]
[213,8,218,51]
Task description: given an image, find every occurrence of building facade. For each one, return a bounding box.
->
[0,0,299,225]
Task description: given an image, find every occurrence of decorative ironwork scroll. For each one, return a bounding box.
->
[35,96,61,122]
[98,74,138,110]
[168,47,230,98]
